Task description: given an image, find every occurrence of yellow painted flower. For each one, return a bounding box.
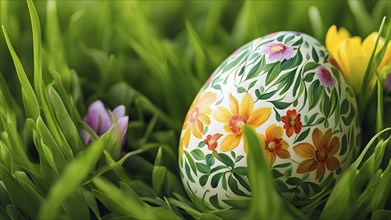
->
[213,93,271,152]
[326,25,391,94]
[180,91,218,153]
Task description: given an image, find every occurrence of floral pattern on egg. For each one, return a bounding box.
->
[179,31,361,210]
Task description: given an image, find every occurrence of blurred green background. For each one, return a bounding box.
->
[0,1,390,219]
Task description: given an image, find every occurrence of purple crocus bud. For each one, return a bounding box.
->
[385,73,391,94]
[81,100,129,146]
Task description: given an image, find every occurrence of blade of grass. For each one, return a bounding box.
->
[359,17,386,115]
[243,126,294,219]
[38,139,104,219]
[26,0,43,100]
[308,6,324,41]
[2,26,40,120]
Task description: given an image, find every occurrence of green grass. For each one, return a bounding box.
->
[0,0,390,219]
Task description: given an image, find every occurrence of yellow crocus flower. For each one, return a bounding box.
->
[326,25,390,94]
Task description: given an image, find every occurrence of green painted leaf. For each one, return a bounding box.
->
[291,37,303,46]
[209,194,223,209]
[248,80,257,90]
[233,167,247,175]
[308,80,323,110]
[185,163,195,183]
[312,47,319,62]
[302,62,319,73]
[340,99,349,115]
[307,113,318,125]
[211,172,223,188]
[307,182,322,193]
[340,135,348,156]
[265,62,281,85]
[300,182,310,195]
[235,155,245,162]
[270,101,291,110]
[303,72,315,82]
[286,177,302,186]
[222,49,248,73]
[272,169,284,178]
[205,154,215,167]
[281,50,302,70]
[233,173,250,192]
[237,86,246,93]
[199,175,209,187]
[228,174,247,196]
[217,153,235,168]
[197,141,206,148]
[273,163,291,169]
[196,163,210,174]
[184,151,197,175]
[190,149,205,161]
[258,90,278,100]
[292,74,301,97]
[245,60,262,80]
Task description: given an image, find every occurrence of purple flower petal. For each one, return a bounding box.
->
[261,42,296,63]
[87,100,112,134]
[316,66,335,88]
[384,73,391,93]
[112,105,126,120]
[80,129,91,144]
[117,116,129,146]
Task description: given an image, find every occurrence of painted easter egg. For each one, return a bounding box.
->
[178,31,361,209]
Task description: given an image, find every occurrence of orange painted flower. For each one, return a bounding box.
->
[281,109,302,137]
[258,124,290,167]
[181,91,218,152]
[293,128,340,179]
[213,93,271,152]
[204,133,223,150]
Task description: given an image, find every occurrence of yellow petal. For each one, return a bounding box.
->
[221,134,241,152]
[198,92,218,107]
[326,25,350,61]
[198,114,210,125]
[326,156,340,171]
[323,129,332,148]
[229,93,239,115]
[192,119,204,138]
[328,136,340,156]
[265,151,276,167]
[293,143,315,159]
[182,129,191,148]
[240,93,254,119]
[247,108,271,127]
[276,148,290,159]
[362,32,384,55]
[316,164,325,179]
[312,128,323,150]
[297,159,317,174]
[213,107,232,123]
[336,40,351,80]
[266,124,283,139]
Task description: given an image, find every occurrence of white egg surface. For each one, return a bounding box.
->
[178,31,360,209]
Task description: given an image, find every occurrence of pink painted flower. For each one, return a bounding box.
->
[316,66,335,88]
[261,42,295,63]
[81,100,129,146]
